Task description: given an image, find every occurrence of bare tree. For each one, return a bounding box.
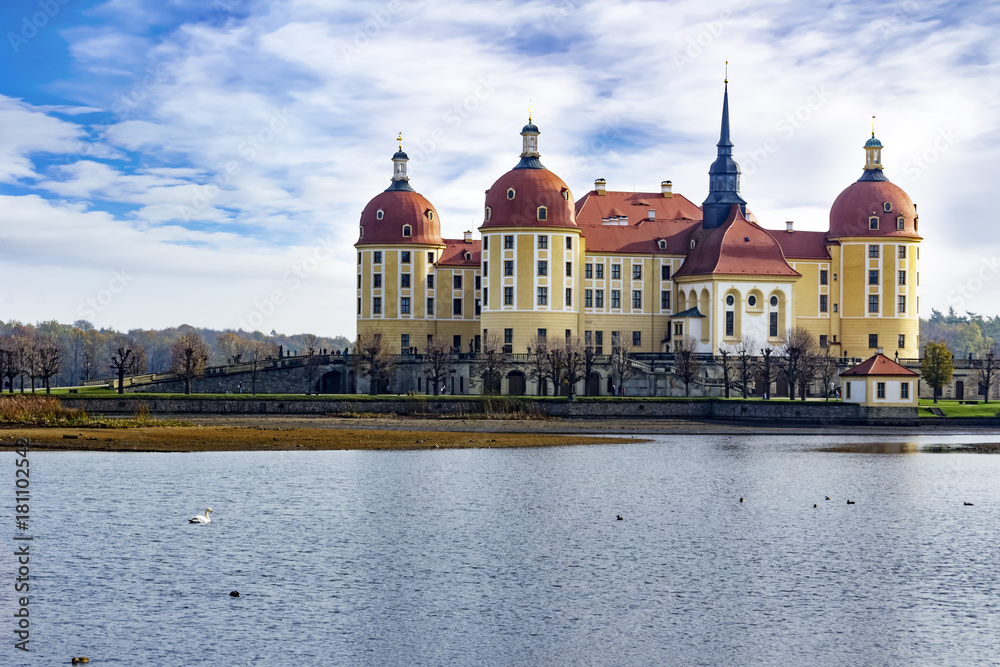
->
[582,334,598,396]
[817,344,839,401]
[718,344,735,399]
[975,337,1000,403]
[422,336,454,396]
[170,332,210,395]
[735,335,757,399]
[780,327,819,401]
[108,334,145,394]
[0,335,17,393]
[19,333,38,393]
[246,338,278,394]
[759,345,777,399]
[547,342,567,396]
[476,331,506,395]
[216,332,248,364]
[354,331,394,395]
[301,333,323,394]
[81,329,102,382]
[528,335,551,396]
[36,334,63,394]
[674,335,700,397]
[609,331,635,394]
[562,337,586,400]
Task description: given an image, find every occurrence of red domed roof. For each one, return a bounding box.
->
[829,179,920,238]
[481,168,576,230]
[674,205,799,278]
[357,190,442,246]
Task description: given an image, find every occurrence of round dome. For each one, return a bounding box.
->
[481,168,576,230]
[358,190,442,245]
[828,179,919,238]
[864,135,882,148]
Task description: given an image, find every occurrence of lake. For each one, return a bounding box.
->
[10,433,1000,665]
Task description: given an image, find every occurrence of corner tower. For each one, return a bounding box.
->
[479,116,582,355]
[701,81,747,229]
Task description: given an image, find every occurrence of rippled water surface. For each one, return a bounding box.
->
[13,434,1000,665]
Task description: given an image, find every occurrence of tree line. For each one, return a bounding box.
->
[0,320,350,393]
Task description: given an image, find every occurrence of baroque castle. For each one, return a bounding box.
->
[355,84,921,396]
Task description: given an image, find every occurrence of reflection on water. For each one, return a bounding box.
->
[25,434,1000,666]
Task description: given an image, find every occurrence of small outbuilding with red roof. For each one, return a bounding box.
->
[840,352,919,407]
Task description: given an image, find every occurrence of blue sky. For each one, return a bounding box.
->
[1,0,997,337]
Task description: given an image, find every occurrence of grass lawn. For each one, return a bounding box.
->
[918,399,1000,418]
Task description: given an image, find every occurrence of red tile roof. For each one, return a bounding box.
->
[829,179,921,239]
[573,190,703,254]
[437,239,481,266]
[481,168,576,230]
[765,229,833,260]
[357,190,443,246]
[840,353,919,377]
[673,205,800,278]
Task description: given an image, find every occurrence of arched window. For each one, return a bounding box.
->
[869,216,879,230]
[359,226,364,238]
[537,206,547,221]
[507,188,516,200]
[485,206,491,222]
[402,225,412,237]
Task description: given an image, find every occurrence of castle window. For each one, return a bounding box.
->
[833,303,838,312]
[725,311,734,337]
[538,260,547,276]
[611,290,621,308]
[401,274,410,288]
[897,216,904,230]
[869,216,879,230]
[661,291,671,310]
[504,235,514,249]
[596,265,604,279]
[596,290,604,308]
[661,265,671,281]
[376,209,384,220]
[566,289,572,306]
[611,265,621,280]
[401,334,409,350]
[426,210,434,221]
[898,245,906,259]
[877,382,886,399]
[820,295,828,312]
[819,335,828,348]
[898,295,906,313]
[373,273,382,288]
[504,287,513,305]
[537,206,548,221]
[485,207,491,222]
[585,263,592,278]
[357,298,361,315]
[726,295,735,306]
[482,288,487,307]
[374,251,382,264]
[483,261,488,275]
[632,290,642,309]
[770,295,778,308]
[483,237,488,250]
[898,334,905,348]
[566,236,572,249]
[562,189,569,200]
[901,382,909,399]
[475,275,480,289]
[373,297,382,315]
[401,297,410,314]
[427,298,434,315]
[585,290,593,308]
[464,251,471,261]
[769,312,778,337]
[566,262,572,277]
[454,275,462,289]
[504,328,513,344]
[427,275,434,289]
[869,295,879,312]
[899,271,906,285]
[402,225,411,237]
[632,265,642,280]
[359,226,364,238]
[358,252,361,264]
[869,245,879,258]
[453,298,462,315]
[428,251,434,263]
[504,260,513,276]
[884,202,892,213]
[633,331,642,347]
[820,270,828,285]
[507,188,516,200]
[658,239,667,250]
[869,334,878,348]
[537,287,548,305]
[538,235,548,249]
[690,239,696,249]
[748,295,757,307]
[402,251,410,263]
[869,270,879,285]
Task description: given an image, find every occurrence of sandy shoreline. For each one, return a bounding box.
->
[1,414,995,452]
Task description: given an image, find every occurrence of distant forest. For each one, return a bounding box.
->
[0,309,994,390]
[0,320,352,389]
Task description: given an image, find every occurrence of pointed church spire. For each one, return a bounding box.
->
[702,78,746,229]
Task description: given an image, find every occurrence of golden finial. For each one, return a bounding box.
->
[528,100,532,124]
[397,131,403,151]
[724,60,728,84]
[871,115,876,137]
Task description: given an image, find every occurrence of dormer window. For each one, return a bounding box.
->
[464,251,472,261]
[648,209,655,219]
[359,226,364,238]
[376,209,384,220]
[657,239,667,250]
[897,216,905,230]
[690,239,696,249]
[402,225,412,237]
[884,202,892,213]
[537,206,547,221]
[485,206,491,222]
[869,216,879,230]
[562,189,569,200]
[426,210,434,221]
[507,188,516,200]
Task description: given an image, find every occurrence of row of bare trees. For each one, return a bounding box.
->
[0,331,64,394]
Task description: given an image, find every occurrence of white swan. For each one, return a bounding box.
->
[189,508,213,524]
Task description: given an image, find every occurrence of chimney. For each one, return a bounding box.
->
[876,346,884,356]
[595,178,607,196]
[463,230,472,243]
[661,180,673,198]
[785,220,794,233]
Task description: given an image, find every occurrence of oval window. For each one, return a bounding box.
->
[770,295,779,307]
[507,188,516,200]
[725,295,735,307]
[884,201,892,213]
[747,295,756,307]
[376,209,384,220]
[427,210,434,221]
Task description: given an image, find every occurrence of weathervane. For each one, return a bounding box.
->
[528,100,532,123]
[871,115,876,137]
[397,131,403,151]
[724,60,728,84]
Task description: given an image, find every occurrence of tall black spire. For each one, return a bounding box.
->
[702,81,747,229]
